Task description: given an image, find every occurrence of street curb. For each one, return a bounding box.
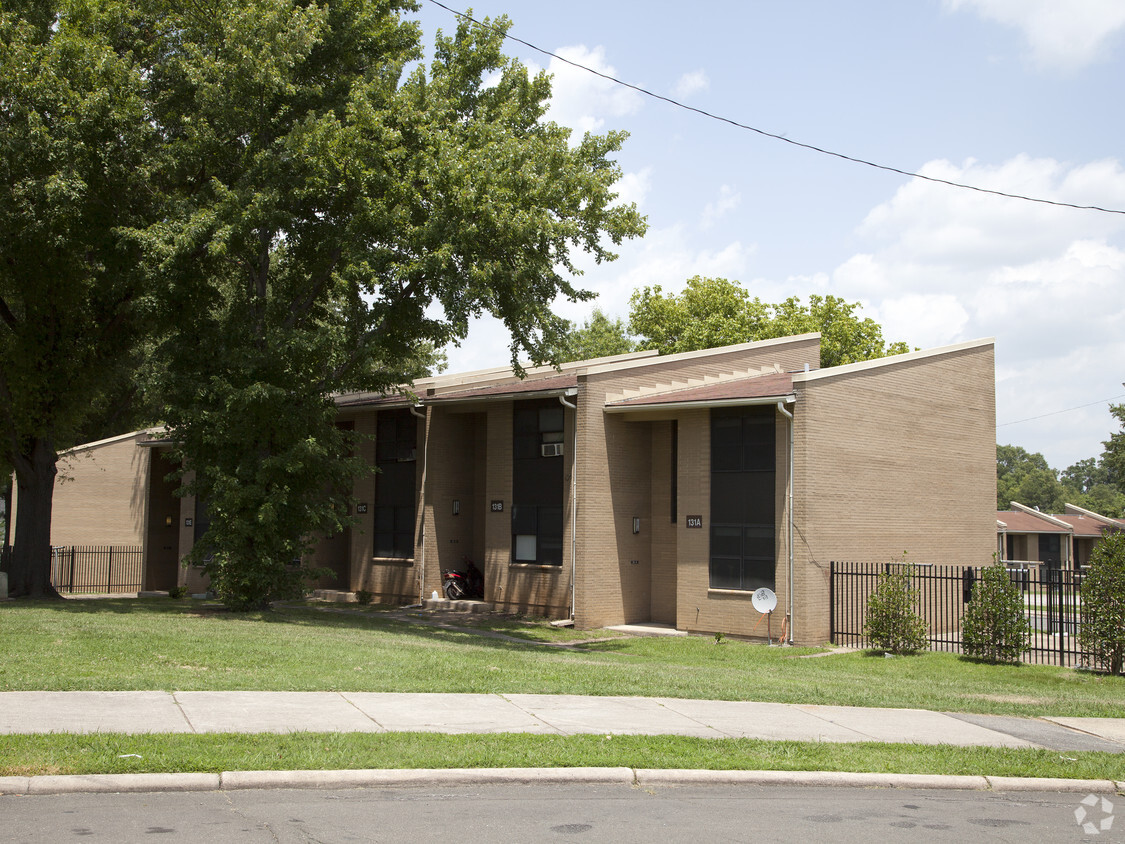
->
[1,769,1122,796]
[634,770,991,790]
[220,767,635,790]
[25,773,219,794]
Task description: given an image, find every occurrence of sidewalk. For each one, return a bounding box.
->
[1,692,1122,796]
[2,690,1123,748]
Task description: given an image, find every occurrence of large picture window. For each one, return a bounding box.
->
[709,406,775,590]
[512,400,566,566]
[374,409,417,558]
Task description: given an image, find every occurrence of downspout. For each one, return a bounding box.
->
[777,401,794,644]
[410,404,428,604]
[559,393,578,620]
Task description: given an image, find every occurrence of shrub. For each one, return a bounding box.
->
[1078,530,1125,675]
[168,585,187,600]
[961,559,1029,664]
[355,589,373,606]
[864,563,927,655]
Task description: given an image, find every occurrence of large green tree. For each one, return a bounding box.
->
[147,0,645,608]
[0,2,159,597]
[557,308,635,362]
[1101,403,1125,491]
[626,276,909,367]
[996,444,1063,512]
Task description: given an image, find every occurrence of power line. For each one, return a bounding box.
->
[998,395,1125,427]
[424,0,1125,216]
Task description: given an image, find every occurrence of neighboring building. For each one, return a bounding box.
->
[26,430,190,592]
[997,502,1123,569]
[17,334,998,645]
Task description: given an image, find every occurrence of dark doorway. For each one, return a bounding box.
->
[144,450,181,591]
[1039,533,1062,568]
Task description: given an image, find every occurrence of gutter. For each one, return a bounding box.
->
[410,404,428,603]
[558,392,578,621]
[776,400,795,645]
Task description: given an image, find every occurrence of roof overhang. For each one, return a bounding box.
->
[605,393,795,416]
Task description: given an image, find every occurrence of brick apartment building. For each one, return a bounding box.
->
[24,333,997,645]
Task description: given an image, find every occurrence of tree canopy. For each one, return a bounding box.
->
[1,0,645,605]
[625,276,910,367]
[997,433,1125,517]
[557,309,636,362]
[0,2,160,596]
[142,0,645,607]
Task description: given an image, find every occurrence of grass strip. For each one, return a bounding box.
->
[1,732,1121,782]
[2,599,1123,717]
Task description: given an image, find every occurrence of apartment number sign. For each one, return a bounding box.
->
[686,515,703,529]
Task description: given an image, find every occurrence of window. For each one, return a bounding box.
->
[374,409,417,558]
[512,400,566,565]
[709,406,775,590]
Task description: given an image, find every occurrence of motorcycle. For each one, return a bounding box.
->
[442,556,484,600]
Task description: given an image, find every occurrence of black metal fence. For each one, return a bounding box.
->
[830,561,1086,667]
[50,546,144,594]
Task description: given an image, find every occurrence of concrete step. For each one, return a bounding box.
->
[423,598,493,614]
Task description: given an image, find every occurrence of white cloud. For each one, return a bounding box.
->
[535,45,644,139]
[858,156,1125,272]
[945,0,1125,70]
[700,184,742,229]
[833,154,1125,469]
[673,69,709,99]
[612,167,653,210]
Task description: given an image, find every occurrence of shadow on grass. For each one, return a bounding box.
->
[3,596,184,616]
[2,596,629,658]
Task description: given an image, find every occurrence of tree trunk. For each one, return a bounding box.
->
[9,437,61,599]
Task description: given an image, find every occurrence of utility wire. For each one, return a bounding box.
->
[424,0,1125,216]
[999,395,1125,427]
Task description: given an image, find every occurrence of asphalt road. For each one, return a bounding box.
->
[2,783,1112,843]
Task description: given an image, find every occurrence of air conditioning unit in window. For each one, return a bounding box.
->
[540,442,564,457]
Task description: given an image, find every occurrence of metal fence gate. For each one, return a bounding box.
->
[50,546,144,594]
[830,561,1086,667]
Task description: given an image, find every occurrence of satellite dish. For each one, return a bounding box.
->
[752,587,777,614]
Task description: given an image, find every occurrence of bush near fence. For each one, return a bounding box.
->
[831,561,1087,668]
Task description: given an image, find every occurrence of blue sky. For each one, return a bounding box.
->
[412,0,1125,473]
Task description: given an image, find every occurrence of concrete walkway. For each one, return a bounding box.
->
[2,692,1122,797]
[2,690,1123,750]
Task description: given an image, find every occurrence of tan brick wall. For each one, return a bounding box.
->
[791,343,997,645]
[673,409,710,633]
[420,407,481,598]
[649,422,677,624]
[571,336,818,630]
[50,434,151,547]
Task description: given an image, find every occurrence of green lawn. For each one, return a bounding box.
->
[2,597,1121,717]
[2,597,1123,780]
